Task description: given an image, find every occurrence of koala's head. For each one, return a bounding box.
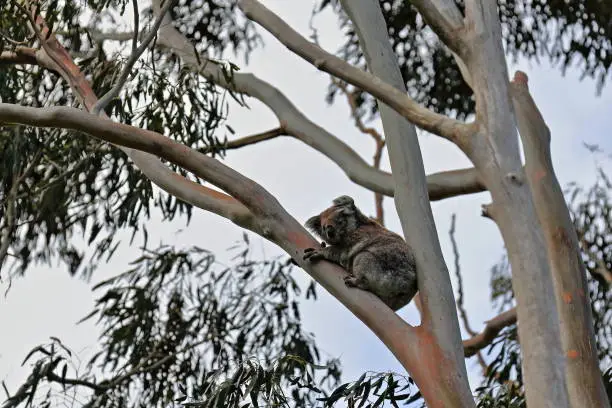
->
[305,195,369,245]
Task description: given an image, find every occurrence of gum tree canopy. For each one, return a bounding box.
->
[1,0,611,407]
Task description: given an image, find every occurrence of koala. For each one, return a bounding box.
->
[303,195,417,311]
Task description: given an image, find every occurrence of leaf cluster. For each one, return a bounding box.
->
[315,0,612,122]
[3,239,342,407]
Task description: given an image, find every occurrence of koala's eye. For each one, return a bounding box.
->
[324,224,336,240]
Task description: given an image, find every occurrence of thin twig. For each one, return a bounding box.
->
[203,127,285,155]
[463,308,517,357]
[91,0,177,115]
[332,78,387,224]
[449,214,487,371]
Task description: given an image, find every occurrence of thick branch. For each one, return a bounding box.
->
[339,1,474,406]
[0,102,425,391]
[151,5,485,201]
[238,0,472,144]
[511,71,609,407]
[409,0,466,55]
[463,308,517,357]
[462,2,570,407]
[0,48,38,65]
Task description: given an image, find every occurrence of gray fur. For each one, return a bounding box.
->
[303,195,418,310]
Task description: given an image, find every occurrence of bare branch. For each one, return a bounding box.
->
[130,0,139,54]
[449,214,475,337]
[238,0,472,144]
[0,48,38,65]
[409,0,466,55]
[92,0,177,115]
[463,308,517,357]
[203,127,285,155]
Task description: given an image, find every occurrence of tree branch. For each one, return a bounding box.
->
[23,10,263,236]
[511,70,609,407]
[462,3,570,407]
[449,214,487,371]
[203,127,285,155]
[338,1,473,406]
[151,2,484,201]
[0,48,38,66]
[463,308,517,357]
[238,0,472,145]
[92,0,177,115]
[409,0,466,55]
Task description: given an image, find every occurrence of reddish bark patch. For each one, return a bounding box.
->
[567,349,580,359]
[553,226,572,250]
[286,230,314,249]
[513,71,529,85]
[533,168,547,183]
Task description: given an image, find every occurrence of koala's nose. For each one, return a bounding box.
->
[325,225,335,240]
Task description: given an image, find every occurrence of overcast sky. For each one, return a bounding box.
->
[2,0,612,403]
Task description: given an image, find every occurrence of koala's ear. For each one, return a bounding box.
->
[305,215,322,234]
[332,195,354,207]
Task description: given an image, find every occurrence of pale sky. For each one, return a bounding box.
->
[2,0,612,403]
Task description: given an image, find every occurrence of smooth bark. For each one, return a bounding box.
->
[339,1,474,406]
[511,72,609,407]
[462,2,570,407]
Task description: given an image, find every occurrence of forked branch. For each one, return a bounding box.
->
[238,0,471,144]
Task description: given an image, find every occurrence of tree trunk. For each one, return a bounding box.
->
[340,1,475,406]
[511,73,610,407]
[462,2,570,407]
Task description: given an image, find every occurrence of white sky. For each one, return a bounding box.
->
[2,0,612,403]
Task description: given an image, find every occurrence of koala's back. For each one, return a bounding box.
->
[347,224,418,310]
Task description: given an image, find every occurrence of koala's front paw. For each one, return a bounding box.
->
[343,275,359,287]
[303,247,324,262]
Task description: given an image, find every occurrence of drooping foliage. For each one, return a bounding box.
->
[315,0,612,121]
[0,0,248,278]
[2,239,344,407]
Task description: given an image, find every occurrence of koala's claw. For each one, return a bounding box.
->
[303,247,322,261]
[343,275,358,287]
